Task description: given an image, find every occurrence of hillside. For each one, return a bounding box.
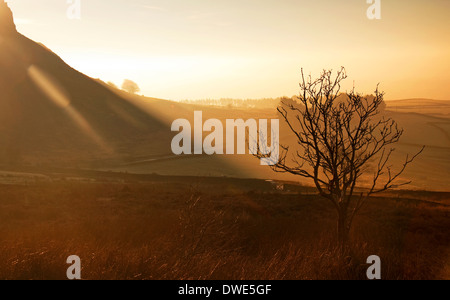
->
[0,3,170,167]
[386,99,450,118]
[99,95,450,192]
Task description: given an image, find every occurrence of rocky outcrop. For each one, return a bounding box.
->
[0,1,17,36]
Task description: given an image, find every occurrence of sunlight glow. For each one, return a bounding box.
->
[27,65,111,152]
[10,0,450,100]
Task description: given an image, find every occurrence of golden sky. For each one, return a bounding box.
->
[8,0,450,100]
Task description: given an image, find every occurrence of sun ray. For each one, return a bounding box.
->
[27,65,112,153]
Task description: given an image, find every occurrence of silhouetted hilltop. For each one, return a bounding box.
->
[0,4,169,166]
[0,1,16,36]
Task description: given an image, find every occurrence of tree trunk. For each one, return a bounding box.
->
[337,209,350,252]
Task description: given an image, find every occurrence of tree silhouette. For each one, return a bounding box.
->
[255,67,424,249]
[121,79,140,94]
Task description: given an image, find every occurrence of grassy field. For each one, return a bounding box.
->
[0,175,448,280]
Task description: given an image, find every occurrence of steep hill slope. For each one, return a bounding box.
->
[0,2,170,166]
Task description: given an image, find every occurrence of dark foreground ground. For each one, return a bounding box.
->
[0,171,448,280]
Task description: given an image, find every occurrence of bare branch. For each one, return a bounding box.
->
[253,68,424,248]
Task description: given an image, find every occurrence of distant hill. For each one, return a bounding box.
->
[385,99,450,118]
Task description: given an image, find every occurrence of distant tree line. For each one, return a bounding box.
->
[180,98,287,109]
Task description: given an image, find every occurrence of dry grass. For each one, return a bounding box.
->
[0,180,448,280]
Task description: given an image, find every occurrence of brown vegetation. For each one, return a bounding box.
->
[0,176,448,280]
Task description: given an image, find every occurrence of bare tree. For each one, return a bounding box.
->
[121,79,140,94]
[256,67,424,249]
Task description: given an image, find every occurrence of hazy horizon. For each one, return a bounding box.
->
[8,0,450,101]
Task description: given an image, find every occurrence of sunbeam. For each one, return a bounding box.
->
[27,64,111,153]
